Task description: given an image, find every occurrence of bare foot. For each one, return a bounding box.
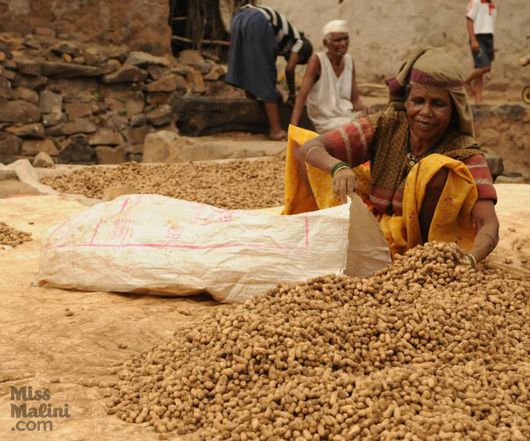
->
[269,130,287,141]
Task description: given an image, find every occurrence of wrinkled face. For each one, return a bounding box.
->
[405,84,453,144]
[324,32,349,57]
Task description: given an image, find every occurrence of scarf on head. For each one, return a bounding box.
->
[386,47,474,137]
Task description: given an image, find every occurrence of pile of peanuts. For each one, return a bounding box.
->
[107,242,530,440]
[42,158,285,209]
[0,222,32,247]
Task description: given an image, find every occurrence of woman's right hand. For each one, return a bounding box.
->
[332,167,357,203]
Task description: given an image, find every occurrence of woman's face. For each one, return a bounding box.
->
[405,84,453,145]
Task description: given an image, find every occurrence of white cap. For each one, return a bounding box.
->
[322,20,349,38]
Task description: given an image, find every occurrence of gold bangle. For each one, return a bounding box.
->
[465,253,477,268]
[305,144,324,161]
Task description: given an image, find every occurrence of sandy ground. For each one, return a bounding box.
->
[0,178,528,440]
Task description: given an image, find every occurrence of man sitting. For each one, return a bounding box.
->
[290,20,369,133]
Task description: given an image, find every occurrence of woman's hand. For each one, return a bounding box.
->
[333,167,357,203]
[468,199,499,263]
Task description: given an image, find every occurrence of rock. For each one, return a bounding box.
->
[130,114,148,127]
[178,50,210,74]
[0,169,18,179]
[63,89,98,104]
[142,130,190,163]
[95,146,125,164]
[146,104,172,126]
[204,64,226,81]
[148,65,169,81]
[145,91,177,107]
[34,27,56,38]
[47,119,98,136]
[520,54,530,67]
[102,89,144,117]
[89,128,123,146]
[145,74,187,93]
[170,64,194,77]
[477,128,501,147]
[16,58,42,76]
[83,47,106,66]
[1,66,16,81]
[6,123,45,139]
[64,102,94,120]
[0,43,13,59]
[104,45,129,63]
[0,133,22,155]
[23,37,42,50]
[0,77,15,99]
[186,69,206,93]
[21,139,58,156]
[58,137,95,163]
[495,175,526,184]
[42,112,64,127]
[125,144,144,155]
[125,51,170,68]
[125,125,154,145]
[39,89,63,114]
[493,105,526,121]
[51,41,80,57]
[102,65,147,83]
[3,58,17,70]
[15,87,39,104]
[13,74,48,90]
[485,153,504,178]
[0,100,40,123]
[471,104,493,120]
[100,59,121,75]
[40,61,103,78]
[104,113,129,131]
[33,151,55,168]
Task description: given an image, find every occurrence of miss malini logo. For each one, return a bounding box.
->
[10,386,71,432]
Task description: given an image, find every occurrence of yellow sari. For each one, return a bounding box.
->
[283,125,478,256]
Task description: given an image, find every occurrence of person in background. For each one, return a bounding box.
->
[290,20,369,133]
[226,4,313,140]
[284,48,499,266]
[464,0,497,103]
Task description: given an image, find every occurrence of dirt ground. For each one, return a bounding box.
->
[0,163,528,440]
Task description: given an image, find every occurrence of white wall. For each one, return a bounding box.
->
[266,0,529,88]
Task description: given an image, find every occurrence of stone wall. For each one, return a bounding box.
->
[0,0,170,54]
[0,31,234,165]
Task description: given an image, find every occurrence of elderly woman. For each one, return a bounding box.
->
[284,48,499,266]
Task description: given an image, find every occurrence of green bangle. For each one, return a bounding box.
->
[330,161,350,177]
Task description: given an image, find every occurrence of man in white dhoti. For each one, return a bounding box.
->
[290,20,370,133]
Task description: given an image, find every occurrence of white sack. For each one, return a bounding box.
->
[36,194,390,302]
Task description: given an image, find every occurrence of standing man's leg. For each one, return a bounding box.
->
[464,66,490,103]
[464,34,493,103]
[264,102,286,140]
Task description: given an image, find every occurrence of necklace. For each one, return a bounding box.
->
[405,131,431,167]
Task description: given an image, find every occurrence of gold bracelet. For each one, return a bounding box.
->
[465,253,477,268]
[305,144,324,161]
